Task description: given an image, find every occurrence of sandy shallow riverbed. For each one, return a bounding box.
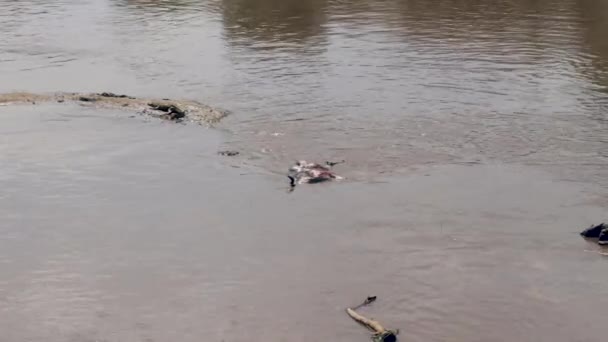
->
[0,91,228,124]
[1,104,607,342]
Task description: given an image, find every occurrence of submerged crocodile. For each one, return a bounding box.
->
[0,91,228,125]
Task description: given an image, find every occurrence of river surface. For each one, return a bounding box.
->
[1,0,608,341]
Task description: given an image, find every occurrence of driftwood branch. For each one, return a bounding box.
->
[346,296,398,342]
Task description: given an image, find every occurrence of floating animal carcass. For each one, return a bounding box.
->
[287,160,344,187]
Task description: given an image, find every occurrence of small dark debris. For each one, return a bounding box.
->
[326,160,345,167]
[218,150,239,157]
[79,96,97,102]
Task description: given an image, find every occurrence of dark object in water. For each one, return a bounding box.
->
[78,96,97,102]
[346,296,398,342]
[580,223,606,238]
[162,111,185,120]
[218,150,239,157]
[148,102,186,120]
[352,296,377,311]
[326,160,346,167]
[580,223,608,248]
[599,228,608,246]
[374,331,398,342]
[287,160,344,188]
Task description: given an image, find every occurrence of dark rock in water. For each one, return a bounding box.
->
[580,223,606,238]
[599,228,608,245]
[218,150,239,157]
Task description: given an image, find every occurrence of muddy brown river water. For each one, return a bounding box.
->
[1,1,607,341]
